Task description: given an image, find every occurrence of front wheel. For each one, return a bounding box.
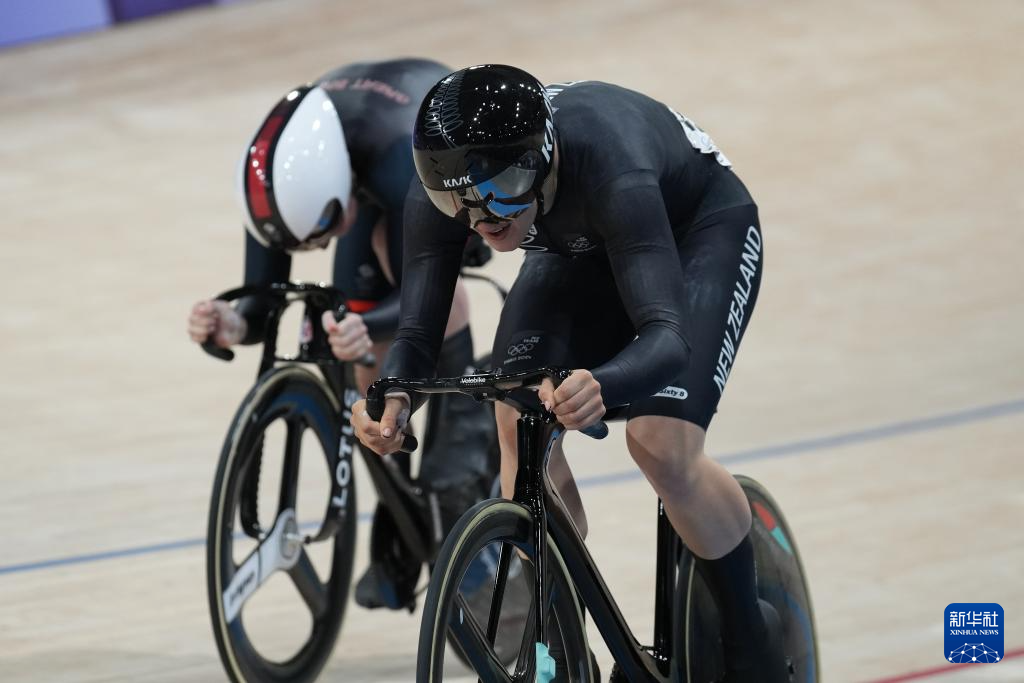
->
[418,499,597,683]
[206,365,358,682]
[675,475,819,683]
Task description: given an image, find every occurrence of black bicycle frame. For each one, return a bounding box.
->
[368,369,680,682]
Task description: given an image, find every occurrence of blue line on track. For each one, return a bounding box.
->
[2,397,1022,577]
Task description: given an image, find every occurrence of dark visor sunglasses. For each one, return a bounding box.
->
[424,164,537,224]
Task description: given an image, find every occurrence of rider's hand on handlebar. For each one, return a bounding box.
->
[539,369,606,431]
[321,311,372,361]
[352,394,411,455]
[188,300,247,348]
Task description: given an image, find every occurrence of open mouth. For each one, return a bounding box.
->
[477,221,511,239]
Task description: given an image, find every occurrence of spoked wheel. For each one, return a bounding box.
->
[418,499,596,683]
[207,366,358,682]
[675,475,818,683]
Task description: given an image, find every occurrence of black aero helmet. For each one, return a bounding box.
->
[412,64,555,223]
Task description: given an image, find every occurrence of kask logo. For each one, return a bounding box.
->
[443,175,472,188]
[944,603,1003,664]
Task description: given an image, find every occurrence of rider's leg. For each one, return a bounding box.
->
[625,416,783,678]
[546,438,588,539]
[495,402,588,538]
[625,417,748,558]
[622,205,786,679]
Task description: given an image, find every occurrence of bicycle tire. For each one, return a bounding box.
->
[674,475,819,683]
[207,365,358,682]
[418,499,596,683]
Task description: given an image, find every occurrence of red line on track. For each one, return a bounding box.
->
[865,646,1024,682]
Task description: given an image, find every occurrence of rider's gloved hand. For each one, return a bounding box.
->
[321,311,372,361]
[188,300,248,348]
[539,370,606,431]
[352,394,411,455]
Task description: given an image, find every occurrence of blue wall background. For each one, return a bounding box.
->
[0,0,245,49]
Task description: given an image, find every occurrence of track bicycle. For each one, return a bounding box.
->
[200,277,515,682]
[366,368,819,682]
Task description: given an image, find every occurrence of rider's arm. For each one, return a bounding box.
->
[330,200,403,339]
[345,162,416,340]
[358,208,490,340]
[358,291,400,339]
[236,230,292,345]
[380,185,469,410]
[357,174,410,339]
[588,171,692,408]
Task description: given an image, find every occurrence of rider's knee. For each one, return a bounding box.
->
[625,416,706,493]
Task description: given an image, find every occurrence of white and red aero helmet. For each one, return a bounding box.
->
[237,85,352,251]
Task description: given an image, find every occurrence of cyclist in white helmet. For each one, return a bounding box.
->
[187,58,497,610]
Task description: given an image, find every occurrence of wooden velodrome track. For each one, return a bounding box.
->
[1,0,1021,680]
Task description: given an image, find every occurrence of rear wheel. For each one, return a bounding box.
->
[674,475,818,683]
[207,365,358,682]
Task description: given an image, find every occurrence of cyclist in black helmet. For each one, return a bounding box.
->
[353,64,789,682]
[187,57,497,611]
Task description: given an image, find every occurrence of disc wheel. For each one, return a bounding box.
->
[675,475,819,683]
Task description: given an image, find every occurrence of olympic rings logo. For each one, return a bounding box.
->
[507,342,535,356]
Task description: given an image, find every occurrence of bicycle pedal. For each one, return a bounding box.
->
[354,563,418,612]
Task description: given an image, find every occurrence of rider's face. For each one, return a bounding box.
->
[304,193,359,250]
[470,201,538,252]
[333,194,360,239]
